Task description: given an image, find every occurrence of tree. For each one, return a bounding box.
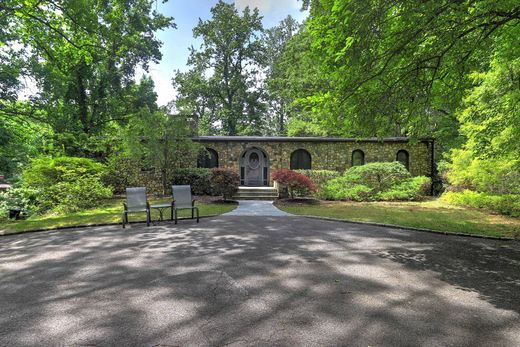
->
[174,0,266,135]
[263,16,300,135]
[293,0,519,146]
[120,77,199,194]
[0,0,174,155]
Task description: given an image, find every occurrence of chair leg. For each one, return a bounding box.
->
[191,208,194,219]
[146,210,150,227]
[174,209,178,224]
[196,207,199,223]
[122,212,126,228]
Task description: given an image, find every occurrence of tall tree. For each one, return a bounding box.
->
[294,0,519,147]
[263,16,300,135]
[174,0,266,136]
[0,0,174,155]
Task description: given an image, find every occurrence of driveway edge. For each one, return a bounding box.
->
[299,215,517,241]
[0,215,219,237]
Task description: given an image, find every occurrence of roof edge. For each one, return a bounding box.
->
[192,136,433,143]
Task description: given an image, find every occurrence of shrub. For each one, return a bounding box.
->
[172,168,214,195]
[23,156,106,188]
[323,178,373,201]
[345,162,411,193]
[323,162,430,201]
[272,169,317,199]
[22,156,112,213]
[39,179,112,213]
[0,187,39,220]
[377,176,431,201]
[297,169,341,198]
[210,168,240,200]
[442,190,520,217]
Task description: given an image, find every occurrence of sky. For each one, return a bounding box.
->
[140,0,309,106]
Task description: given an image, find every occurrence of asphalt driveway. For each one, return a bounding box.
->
[1,216,519,346]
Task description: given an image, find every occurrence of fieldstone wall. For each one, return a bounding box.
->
[193,137,433,186]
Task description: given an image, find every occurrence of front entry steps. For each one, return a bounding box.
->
[233,186,279,200]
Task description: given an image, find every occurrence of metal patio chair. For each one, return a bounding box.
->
[122,187,151,228]
[171,185,199,224]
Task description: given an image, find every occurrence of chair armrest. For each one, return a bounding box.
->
[123,202,128,212]
[146,201,150,210]
[172,199,176,208]
[192,199,196,207]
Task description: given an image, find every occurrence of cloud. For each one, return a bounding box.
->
[234,0,300,14]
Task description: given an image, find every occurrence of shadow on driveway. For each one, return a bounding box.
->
[0,216,519,346]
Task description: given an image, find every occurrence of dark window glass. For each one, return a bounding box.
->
[290,149,311,170]
[352,150,365,166]
[197,148,218,168]
[396,150,409,170]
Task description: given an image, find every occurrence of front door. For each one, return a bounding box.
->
[241,148,268,186]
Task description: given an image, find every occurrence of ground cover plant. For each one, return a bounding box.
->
[0,197,237,235]
[275,199,520,239]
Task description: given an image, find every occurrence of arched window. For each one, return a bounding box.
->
[290,149,312,170]
[197,148,218,168]
[351,149,365,166]
[396,150,409,170]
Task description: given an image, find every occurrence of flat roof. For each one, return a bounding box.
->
[193,136,433,143]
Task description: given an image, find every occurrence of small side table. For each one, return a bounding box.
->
[150,203,171,222]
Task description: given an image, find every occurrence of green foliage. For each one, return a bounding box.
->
[23,156,106,188]
[264,16,301,135]
[323,162,429,201]
[122,98,200,194]
[1,0,174,155]
[22,156,112,213]
[345,162,411,193]
[446,149,520,194]
[173,0,267,135]
[39,179,112,213]
[443,38,520,205]
[0,187,39,220]
[297,169,341,198]
[377,176,431,201]
[323,181,373,201]
[172,168,214,196]
[210,169,240,200]
[443,191,520,218]
[283,0,519,151]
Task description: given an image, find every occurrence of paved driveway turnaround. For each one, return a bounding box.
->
[1,216,519,346]
[223,200,292,216]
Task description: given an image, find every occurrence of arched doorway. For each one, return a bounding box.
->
[240,147,269,186]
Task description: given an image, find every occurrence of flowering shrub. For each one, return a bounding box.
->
[272,169,317,199]
[210,168,240,200]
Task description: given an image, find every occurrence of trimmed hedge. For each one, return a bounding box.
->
[442,190,520,217]
[172,168,214,195]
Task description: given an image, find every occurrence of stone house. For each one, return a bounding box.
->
[193,136,434,187]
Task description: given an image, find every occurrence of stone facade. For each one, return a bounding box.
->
[193,136,434,186]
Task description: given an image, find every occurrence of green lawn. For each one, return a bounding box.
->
[275,199,520,239]
[0,198,237,235]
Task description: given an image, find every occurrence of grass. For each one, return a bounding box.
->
[0,197,237,235]
[275,198,520,239]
